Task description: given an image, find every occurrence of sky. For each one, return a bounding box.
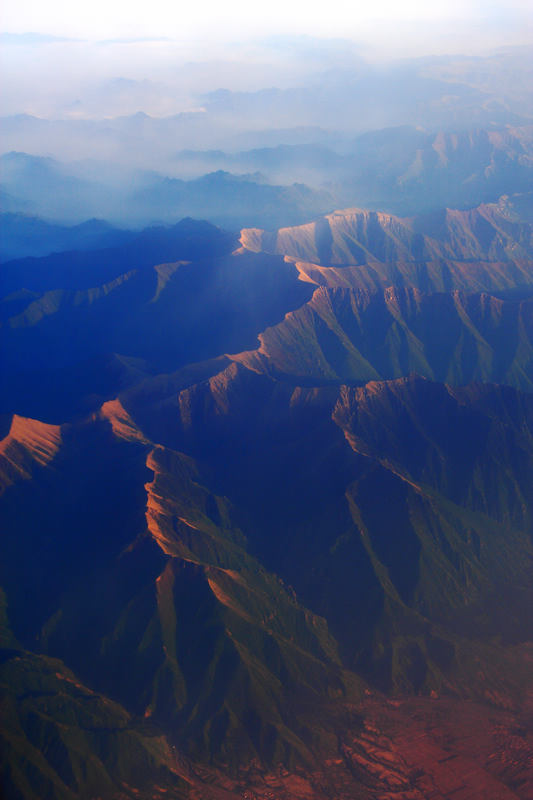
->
[2,0,532,43]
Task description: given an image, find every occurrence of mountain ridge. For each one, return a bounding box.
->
[2,201,533,798]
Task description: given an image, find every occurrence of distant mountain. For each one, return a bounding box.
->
[0,216,236,296]
[174,142,346,182]
[337,125,533,214]
[172,125,533,217]
[3,123,532,231]
[175,125,533,215]
[201,72,529,133]
[130,169,335,229]
[0,152,335,228]
[2,48,532,167]
[0,152,107,222]
[418,47,533,120]
[0,213,134,262]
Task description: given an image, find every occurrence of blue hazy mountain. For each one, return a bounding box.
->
[0,214,136,261]
[0,152,335,228]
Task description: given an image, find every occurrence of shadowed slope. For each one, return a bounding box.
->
[0,247,313,420]
[120,364,533,699]
[0,402,358,778]
[1,363,533,796]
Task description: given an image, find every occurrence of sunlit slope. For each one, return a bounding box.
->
[231,286,533,389]
[240,201,533,267]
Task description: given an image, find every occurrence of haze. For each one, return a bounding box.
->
[1,0,532,228]
[4,0,531,40]
[1,0,532,117]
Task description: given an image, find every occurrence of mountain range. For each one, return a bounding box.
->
[1,194,533,798]
[176,125,533,214]
[0,152,335,231]
[2,121,533,235]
